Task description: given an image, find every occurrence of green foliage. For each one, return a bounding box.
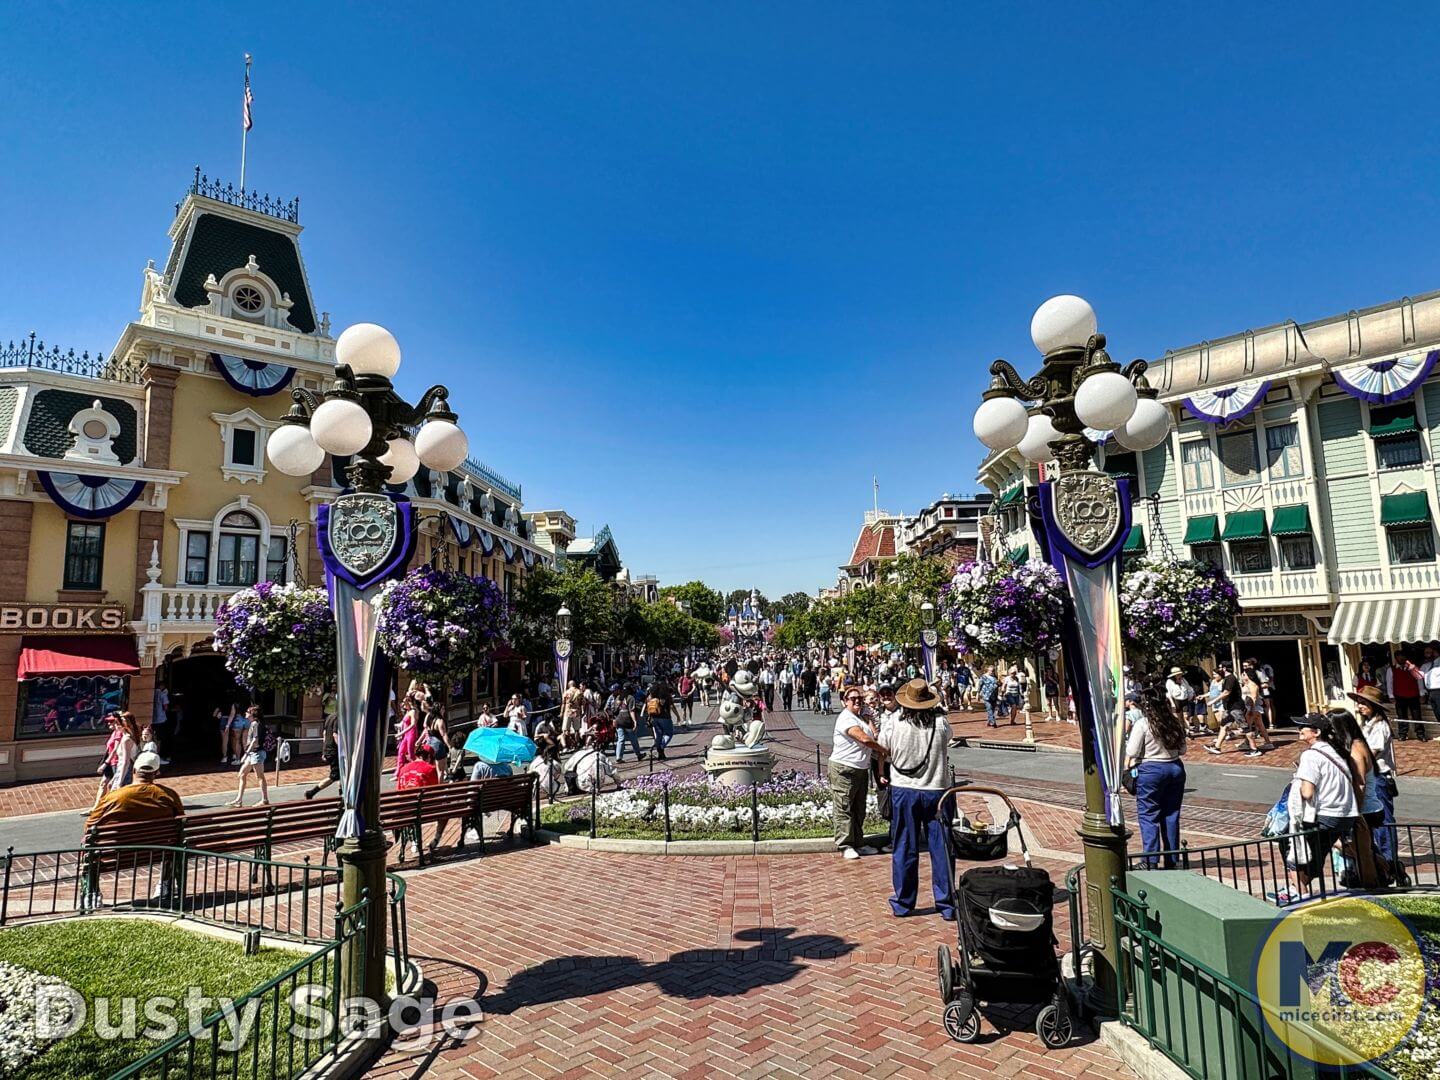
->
[772,554,950,649]
[0,919,307,1080]
[632,600,721,651]
[770,591,814,622]
[510,564,621,657]
[657,580,725,625]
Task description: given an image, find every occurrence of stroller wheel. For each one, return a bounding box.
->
[937,944,955,1003]
[1035,1001,1073,1049]
[943,997,980,1042]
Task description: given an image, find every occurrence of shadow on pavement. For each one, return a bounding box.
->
[484,927,855,1015]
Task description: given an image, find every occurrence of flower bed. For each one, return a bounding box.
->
[1374,893,1440,1080]
[544,770,885,841]
[0,961,75,1076]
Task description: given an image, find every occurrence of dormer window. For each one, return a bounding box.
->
[212,407,278,483]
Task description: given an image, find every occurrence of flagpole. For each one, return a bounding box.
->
[240,54,252,192]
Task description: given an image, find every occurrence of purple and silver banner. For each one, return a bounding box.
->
[554,640,572,696]
[1037,478,1132,827]
[317,494,418,840]
[920,629,938,683]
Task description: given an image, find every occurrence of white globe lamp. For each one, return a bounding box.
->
[1114,396,1172,451]
[335,323,402,378]
[379,437,420,485]
[267,423,325,476]
[973,395,1029,451]
[1030,295,1098,355]
[415,419,469,472]
[309,397,374,456]
[1017,413,1060,463]
[1074,370,1138,431]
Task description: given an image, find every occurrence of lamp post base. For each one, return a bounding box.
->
[338,830,389,1009]
[1077,809,1129,1018]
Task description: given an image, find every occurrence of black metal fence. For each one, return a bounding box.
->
[0,844,413,1079]
[1,331,143,383]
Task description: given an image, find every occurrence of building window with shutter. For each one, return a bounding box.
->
[63,522,105,590]
[1218,430,1259,488]
[1265,423,1303,479]
[1181,441,1214,491]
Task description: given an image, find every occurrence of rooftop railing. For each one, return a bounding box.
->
[0,331,143,384]
[181,166,300,224]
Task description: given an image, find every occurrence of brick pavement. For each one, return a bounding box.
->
[372,843,1134,1079]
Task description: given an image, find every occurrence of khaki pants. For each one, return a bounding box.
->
[828,760,870,851]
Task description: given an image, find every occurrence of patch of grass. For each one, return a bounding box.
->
[539,803,887,842]
[0,918,318,1080]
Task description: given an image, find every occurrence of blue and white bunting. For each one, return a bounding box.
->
[1333,349,1439,405]
[1182,379,1271,424]
[38,472,147,519]
[211,352,296,397]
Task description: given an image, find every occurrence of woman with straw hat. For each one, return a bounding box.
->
[877,679,954,920]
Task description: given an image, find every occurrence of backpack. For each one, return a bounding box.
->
[646,696,662,717]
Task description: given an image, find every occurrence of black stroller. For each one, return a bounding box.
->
[934,785,1074,1048]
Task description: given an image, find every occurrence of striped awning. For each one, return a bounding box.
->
[1328,596,1440,645]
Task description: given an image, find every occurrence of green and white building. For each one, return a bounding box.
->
[979,290,1440,722]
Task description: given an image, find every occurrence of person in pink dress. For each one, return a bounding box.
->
[395,694,421,769]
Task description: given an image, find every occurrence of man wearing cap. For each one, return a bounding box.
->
[84,751,183,833]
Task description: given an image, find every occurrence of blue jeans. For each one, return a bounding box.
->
[651,715,674,753]
[818,689,831,713]
[889,786,955,918]
[1135,760,1185,868]
[1372,777,1397,864]
[615,725,642,761]
[984,700,997,727]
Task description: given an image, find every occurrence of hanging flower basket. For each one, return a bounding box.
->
[939,559,1067,662]
[1120,558,1239,665]
[375,567,510,682]
[213,581,336,696]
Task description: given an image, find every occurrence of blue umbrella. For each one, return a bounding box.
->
[463,727,537,765]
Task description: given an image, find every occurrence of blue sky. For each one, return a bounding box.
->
[4,3,1439,599]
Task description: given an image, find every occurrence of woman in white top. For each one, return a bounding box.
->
[504,695,528,737]
[1285,713,1360,889]
[877,679,955,920]
[1349,685,1404,881]
[1124,690,1187,867]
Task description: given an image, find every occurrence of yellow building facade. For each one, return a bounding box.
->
[0,175,554,782]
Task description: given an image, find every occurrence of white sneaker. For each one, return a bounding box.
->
[858,845,878,856]
[841,846,861,860]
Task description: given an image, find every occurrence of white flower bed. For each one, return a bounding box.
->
[0,960,75,1075]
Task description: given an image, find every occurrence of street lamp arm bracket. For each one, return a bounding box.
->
[987,358,1049,402]
[414,385,457,422]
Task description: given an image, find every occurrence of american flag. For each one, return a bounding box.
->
[243,55,253,131]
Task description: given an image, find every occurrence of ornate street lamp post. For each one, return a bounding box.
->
[679,599,693,670]
[554,604,573,697]
[970,295,1170,1012]
[919,601,937,683]
[267,323,468,1006]
[844,617,856,674]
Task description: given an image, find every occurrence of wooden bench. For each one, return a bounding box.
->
[84,774,539,873]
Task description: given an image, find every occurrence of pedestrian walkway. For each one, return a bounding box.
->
[371,843,1133,1079]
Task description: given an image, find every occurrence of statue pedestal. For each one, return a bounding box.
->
[702,745,776,787]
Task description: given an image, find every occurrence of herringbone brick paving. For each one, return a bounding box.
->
[372,843,1134,1079]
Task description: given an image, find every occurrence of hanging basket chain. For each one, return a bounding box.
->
[287,519,306,587]
[1144,493,1178,562]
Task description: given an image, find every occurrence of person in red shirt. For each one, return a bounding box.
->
[1389,653,1425,740]
[393,743,442,860]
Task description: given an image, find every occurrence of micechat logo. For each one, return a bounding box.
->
[1253,895,1426,1067]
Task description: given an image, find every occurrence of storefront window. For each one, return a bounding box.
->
[18,674,129,738]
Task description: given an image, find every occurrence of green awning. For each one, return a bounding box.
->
[1270,504,1311,536]
[1221,510,1267,541]
[1380,491,1431,527]
[1183,515,1219,545]
[1007,545,1030,565]
[997,485,1024,508]
[1369,411,1418,438]
[1122,525,1145,553]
